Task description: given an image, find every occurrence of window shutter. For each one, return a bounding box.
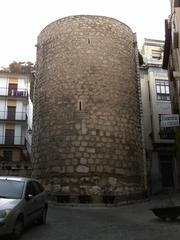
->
[174,0,180,8]
[173,32,179,49]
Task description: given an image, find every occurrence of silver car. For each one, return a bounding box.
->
[0,176,48,239]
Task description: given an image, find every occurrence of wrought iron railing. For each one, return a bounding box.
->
[0,111,27,121]
[0,87,28,98]
[0,136,25,145]
[159,128,175,139]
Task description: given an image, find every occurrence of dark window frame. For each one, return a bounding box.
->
[3,151,12,161]
[156,79,170,101]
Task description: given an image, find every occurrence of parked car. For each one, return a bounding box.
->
[0,176,48,239]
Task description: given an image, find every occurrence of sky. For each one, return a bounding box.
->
[0,0,170,67]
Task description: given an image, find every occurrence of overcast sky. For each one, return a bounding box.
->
[0,0,170,67]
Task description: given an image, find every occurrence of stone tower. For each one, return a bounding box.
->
[32,15,146,203]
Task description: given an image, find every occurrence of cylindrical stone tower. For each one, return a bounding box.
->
[32,15,146,203]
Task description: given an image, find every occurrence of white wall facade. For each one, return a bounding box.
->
[0,72,33,160]
[140,39,176,194]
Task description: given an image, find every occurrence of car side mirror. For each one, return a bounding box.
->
[25,194,33,200]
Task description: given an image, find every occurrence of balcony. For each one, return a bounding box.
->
[159,128,175,140]
[0,111,27,123]
[0,135,26,147]
[145,56,163,65]
[0,87,28,100]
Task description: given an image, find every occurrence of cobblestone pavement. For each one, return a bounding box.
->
[18,193,180,240]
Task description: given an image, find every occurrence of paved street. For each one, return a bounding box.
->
[19,194,180,240]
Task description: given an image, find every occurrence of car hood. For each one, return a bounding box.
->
[0,198,21,210]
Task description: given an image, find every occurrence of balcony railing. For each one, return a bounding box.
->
[0,135,25,146]
[0,87,28,98]
[0,111,27,121]
[159,129,175,139]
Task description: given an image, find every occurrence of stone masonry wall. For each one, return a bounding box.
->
[32,15,146,203]
[0,161,32,177]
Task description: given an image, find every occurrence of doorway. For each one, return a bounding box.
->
[7,106,16,120]
[159,154,174,187]
[5,129,15,145]
[8,83,17,96]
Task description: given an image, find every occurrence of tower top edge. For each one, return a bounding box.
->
[38,15,133,37]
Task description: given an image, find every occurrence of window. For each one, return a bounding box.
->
[7,106,16,120]
[32,181,44,195]
[8,83,17,96]
[173,32,179,49]
[174,0,180,7]
[3,151,12,161]
[25,181,44,198]
[0,179,24,199]
[156,80,170,101]
[79,101,82,111]
[78,100,83,111]
[5,129,15,145]
[152,50,161,60]
[25,182,35,197]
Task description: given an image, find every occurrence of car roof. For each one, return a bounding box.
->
[0,176,38,182]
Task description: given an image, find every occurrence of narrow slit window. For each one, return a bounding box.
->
[78,100,82,111]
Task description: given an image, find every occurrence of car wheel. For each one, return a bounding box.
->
[38,207,47,224]
[12,216,24,239]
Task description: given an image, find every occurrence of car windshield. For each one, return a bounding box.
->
[0,179,25,199]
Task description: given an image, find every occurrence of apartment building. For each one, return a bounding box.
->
[140,39,179,193]
[0,71,32,174]
[163,0,180,113]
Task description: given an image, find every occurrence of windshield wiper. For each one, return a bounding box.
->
[0,196,8,198]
